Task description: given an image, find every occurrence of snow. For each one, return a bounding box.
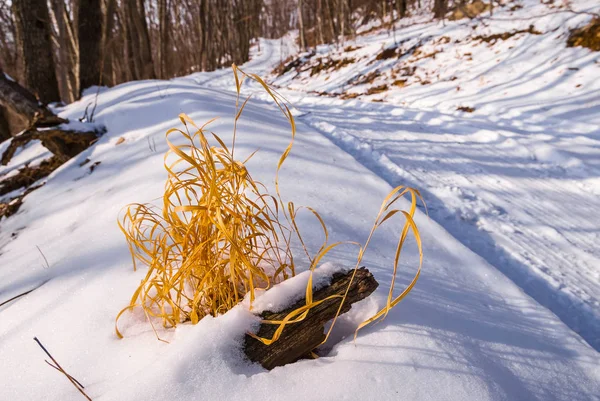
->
[1,2,600,400]
[267,0,600,351]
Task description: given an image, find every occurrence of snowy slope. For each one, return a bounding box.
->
[264,0,600,351]
[1,11,600,401]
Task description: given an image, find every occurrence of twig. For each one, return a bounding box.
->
[0,288,35,307]
[45,360,86,389]
[33,337,92,401]
[36,245,50,269]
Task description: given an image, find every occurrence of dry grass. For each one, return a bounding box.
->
[116,66,423,348]
[567,18,600,52]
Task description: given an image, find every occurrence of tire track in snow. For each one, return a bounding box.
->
[296,111,600,352]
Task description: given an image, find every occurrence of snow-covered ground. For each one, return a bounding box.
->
[1,1,600,400]
[263,0,600,351]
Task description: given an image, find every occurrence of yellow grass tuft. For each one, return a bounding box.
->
[116,65,423,347]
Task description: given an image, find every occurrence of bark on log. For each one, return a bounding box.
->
[0,72,67,128]
[0,71,98,165]
[1,129,97,165]
[244,267,379,370]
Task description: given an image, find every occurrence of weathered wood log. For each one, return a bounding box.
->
[0,72,59,125]
[244,267,379,370]
[1,128,98,166]
[0,71,100,165]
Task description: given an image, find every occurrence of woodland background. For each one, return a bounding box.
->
[0,0,454,138]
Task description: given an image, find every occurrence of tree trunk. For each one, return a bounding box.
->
[244,267,379,370]
[12,0,61,104]
[78,0,103,94]
[102,0,117,86]
[316,0,325,45]
[433,0,447,19]
[339,0,346,44]
[49,0,77,103]
[158,0,170,79]
[398,0,407,19]
[0,106,10,142]
[125,0,155,80]
[297,0,307,51]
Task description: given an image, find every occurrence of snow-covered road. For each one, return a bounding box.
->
[195,30,600,352]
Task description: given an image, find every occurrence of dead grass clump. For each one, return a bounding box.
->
[340,92,360,99]
[457,106,476,113]
[344,45,361,52]
[473,25,541,44]
[567,18,600,52]
[411,47,442,61]
[349,70,381,86]
[0,183,44,219]
[376,46,399,60]
[117,66,423,348]
[274,52,315,76]
[366,84,389,95]
[310,57,355,76]
[448,0,491,21]
[0,156,62,196]
[393,79,407,87]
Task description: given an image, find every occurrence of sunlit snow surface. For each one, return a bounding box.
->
[1,1,599,400]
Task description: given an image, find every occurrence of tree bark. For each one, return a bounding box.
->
[102,0,117,86]
[158,0,170,79]
[78,0,103,93]
[124,0,155,80]
[0,106,10,142]
[0,70,98,165]
[244,267,379,370]
[12,0,61,104]
[433,0,447,19]
[398,0,407,19]
[297,0,307,51]
[316,0,325,45]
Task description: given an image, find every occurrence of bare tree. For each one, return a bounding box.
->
[12,0,61,103]
[433,0,448,19]
[158,0,170,79]
[298,0,307,51]
[78,0,103,93]
[0,106,10,142]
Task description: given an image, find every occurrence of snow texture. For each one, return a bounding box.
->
[1,2,599,400]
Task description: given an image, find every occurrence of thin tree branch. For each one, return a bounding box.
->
[33,337,93,401]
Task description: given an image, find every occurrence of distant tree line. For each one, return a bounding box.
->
[0,0,459,138]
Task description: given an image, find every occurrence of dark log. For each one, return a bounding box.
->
[0,105,10,142]
[1,129,98,166]
[0,71,99,166]
[244,267,379,370]
[0,72,66,127]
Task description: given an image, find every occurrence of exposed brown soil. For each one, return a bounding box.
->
[376,46,400,60]
[0,183,44,219]
[567,18,600,51]
[310,57,355,76]
[274,52,316,77]
[349,70,381,86]
[448,0,491,21]
[0,157,62,196]
[366,84,388,95]
[473,25,541,44]
[457,106,476,113]
[339,92,360,100]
